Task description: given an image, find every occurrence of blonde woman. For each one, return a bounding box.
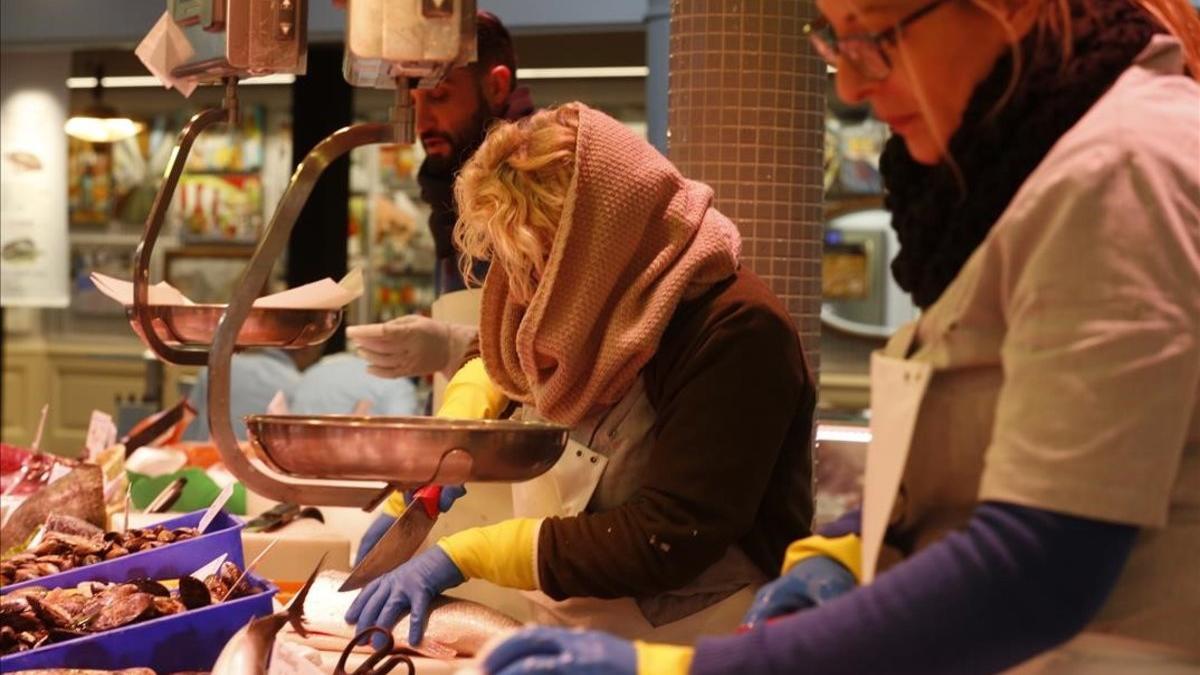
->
[346,103,818,648]
[479,0,1200,673]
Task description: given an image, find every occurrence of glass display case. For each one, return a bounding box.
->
[819,80,919,389]
[346,135,437,327]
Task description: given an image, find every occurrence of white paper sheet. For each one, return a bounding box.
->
[90,268,363,311]
[135,11,199,97]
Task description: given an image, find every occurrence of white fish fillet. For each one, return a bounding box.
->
[280,570,521,659]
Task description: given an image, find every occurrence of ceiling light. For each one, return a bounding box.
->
[65,68,145,143]
[518,66,648,80]
[66,74,297,89]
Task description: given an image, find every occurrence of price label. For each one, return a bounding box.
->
[84,410,118,460]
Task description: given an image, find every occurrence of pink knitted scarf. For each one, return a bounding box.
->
[479,104,741,425]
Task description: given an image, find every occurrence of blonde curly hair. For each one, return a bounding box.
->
[453,104,582,305]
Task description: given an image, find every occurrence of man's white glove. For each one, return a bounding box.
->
[347,315,477,378]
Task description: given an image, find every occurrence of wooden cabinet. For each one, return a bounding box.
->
[2,343,49,447]
[46,352,145,453]
[3,340,144,455]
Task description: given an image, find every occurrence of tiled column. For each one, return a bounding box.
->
[668,0,825,371]
[645,0,671,153]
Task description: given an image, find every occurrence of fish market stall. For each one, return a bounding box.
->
[3,0,571,672]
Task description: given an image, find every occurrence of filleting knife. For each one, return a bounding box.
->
[339,485,443,592]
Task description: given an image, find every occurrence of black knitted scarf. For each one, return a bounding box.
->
[880,0,1161,308]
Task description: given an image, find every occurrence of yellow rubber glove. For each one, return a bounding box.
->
[436,517,542,590]
[383,358,508,517]
[635,641,694,674]
[382,493,409,518]
[780,533,863,581]
[438,356,510,419]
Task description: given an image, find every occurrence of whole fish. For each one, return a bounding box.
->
[282,570,521,659]
[210,555,324,675]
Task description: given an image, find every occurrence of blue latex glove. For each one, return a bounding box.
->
[356,513,397,565]
[741,555,856,628]
[345,546,465,648]
[483,626,636,675]
[404,484,467,513]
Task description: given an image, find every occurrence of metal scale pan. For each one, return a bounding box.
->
[245,415,568,486]
[130,1,321,367]
[128,304,342,350]
[127,89,346,368]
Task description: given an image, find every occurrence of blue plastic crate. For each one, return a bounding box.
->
[2,509,245,594]
[0,573,277,672]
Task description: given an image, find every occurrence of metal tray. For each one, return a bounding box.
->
[245,415,569,484]
[128,304,341,349]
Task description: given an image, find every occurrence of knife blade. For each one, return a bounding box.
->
[339,484,442,592]
[120,399,189,457]
[244,503,325,533]
[145,476,188,514]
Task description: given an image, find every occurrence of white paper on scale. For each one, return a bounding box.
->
[89,268,364,310]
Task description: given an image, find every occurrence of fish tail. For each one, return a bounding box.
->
[285,553,327,637]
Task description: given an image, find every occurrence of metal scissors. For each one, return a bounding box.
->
[333,627,415,675]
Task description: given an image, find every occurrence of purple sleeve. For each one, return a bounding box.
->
[817,509,861,538]
[692,502,1137,675]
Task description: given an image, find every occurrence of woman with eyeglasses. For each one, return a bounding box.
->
[476,0,1200,673]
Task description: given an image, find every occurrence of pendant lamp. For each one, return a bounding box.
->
[65,67,145,143]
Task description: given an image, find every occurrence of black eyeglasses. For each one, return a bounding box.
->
[804,0,952,81]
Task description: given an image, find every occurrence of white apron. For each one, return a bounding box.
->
[861,320,1200,673]
[510,378,767,645]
